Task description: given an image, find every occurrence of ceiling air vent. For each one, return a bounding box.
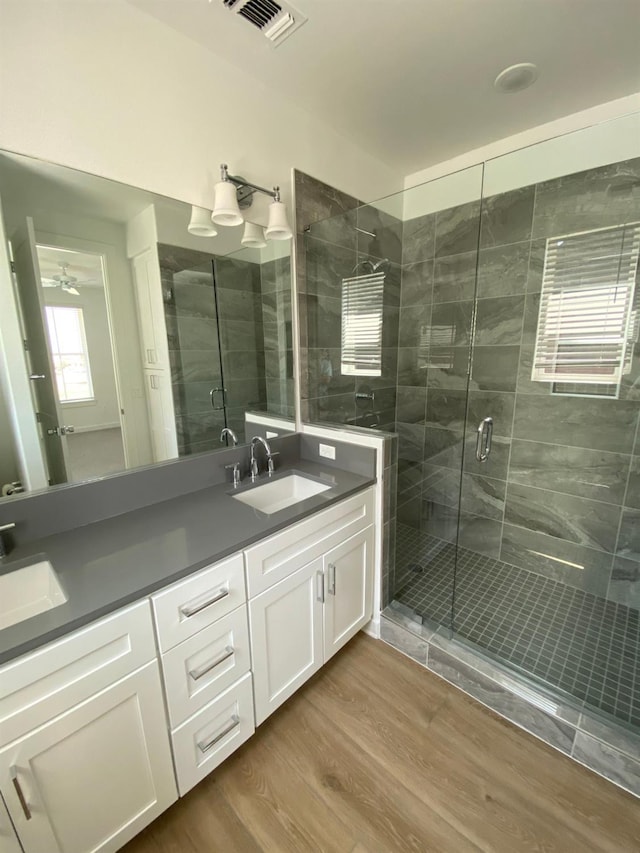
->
[222,0,307,46]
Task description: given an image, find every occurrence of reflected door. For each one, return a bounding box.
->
[11,219,67,485]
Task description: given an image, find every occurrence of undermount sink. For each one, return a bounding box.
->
[232,473,331,515]
[0,558,68,630]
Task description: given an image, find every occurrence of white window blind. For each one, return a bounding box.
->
[532,223,640,387]
[341,271,384,376]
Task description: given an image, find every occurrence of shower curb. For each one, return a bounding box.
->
[380,612,640,799]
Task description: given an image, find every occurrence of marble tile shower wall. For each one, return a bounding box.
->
[159,244,267,454]
[294,169,400,608]
[260,256,294,419]
[395,158,640,610]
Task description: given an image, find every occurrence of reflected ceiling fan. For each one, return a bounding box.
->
[41,262,96,296]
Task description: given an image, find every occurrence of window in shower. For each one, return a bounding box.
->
[532,222,640,397]
[341,270,384,376]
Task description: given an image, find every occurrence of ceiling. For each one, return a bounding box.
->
[128,0,640,175]
[37,247,105,289]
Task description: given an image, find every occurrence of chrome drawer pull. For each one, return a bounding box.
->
[189,645,234,681]
[197,714,240,754]
[316,570,325,603]
[180,587,229,618]
[10,766,31,821]
[328,562,336,596]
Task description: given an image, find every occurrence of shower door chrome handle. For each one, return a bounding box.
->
[475,417,493,462]
[210,387,226,410]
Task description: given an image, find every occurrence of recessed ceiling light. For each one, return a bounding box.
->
[493,62,539,94]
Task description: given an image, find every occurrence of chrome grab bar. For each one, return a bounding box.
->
[189,645,234,681]
[197,714,240,753]
[316,570,325,603]
[475,417,493,462]
[180,587,229,618]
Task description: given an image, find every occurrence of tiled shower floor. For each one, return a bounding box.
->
[394,524,640,730]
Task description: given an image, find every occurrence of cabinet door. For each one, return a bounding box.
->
[145,370,177,462]
[249,559,324,726]
[0,661,177,853]
[323,525,374,662]
[0,793,21,853]
[132,249,166,370]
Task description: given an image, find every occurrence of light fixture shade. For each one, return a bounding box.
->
[265,200,293,241]
[212,180,244,226]
[241,222,267,249]
[187,205,217,237]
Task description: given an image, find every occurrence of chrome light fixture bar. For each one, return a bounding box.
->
[200,162,293,243]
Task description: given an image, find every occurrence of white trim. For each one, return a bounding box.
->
[404,93,640,189]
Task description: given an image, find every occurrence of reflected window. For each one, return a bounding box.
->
[341,270,384,376]
[45,305,94,402]
[532,223,640,397]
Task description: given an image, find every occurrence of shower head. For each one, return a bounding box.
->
[350,258,389,275]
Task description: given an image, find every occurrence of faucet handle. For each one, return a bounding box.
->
[224,462,241,488]
[0,522,15,558]
[267,451,280,476]
[0,522,16,533]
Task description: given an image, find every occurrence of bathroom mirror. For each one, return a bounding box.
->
[0,150,295,500]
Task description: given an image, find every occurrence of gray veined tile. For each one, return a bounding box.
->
[508,441,631,506]
[396,422,426,463]
[476,241,530,298]
[468,346,520,393]
[402,212,436,265]
[432,251,477,303]
[422,464,461,509]
[422,500,458,544]
[458,513,502,557]
[400,259,434,308]
[512,395,639,454]
[616,508,640,564]
[607,556,640,609]
[356,204,403,264]
[425,388,467,431]
[429,300,474,347]
[526,239,546,293]
[461,474,506,521]
[427,646,576,754]
[466,390,515,438]
[499,523,612,596]
[572,731,640,796]
[480,185,535,248]
[532,157,640,240]
[396,385,427,424]
[397,347,429,387]
[426,346,472,391]
[474,295,525,346]
[424,426,464,470]
[504,483,621,553]
[381,616,429,664]
[434,200,481,258]
[303,235,356,299]
[398,303,432,349]
[295,169,359,237]
[624,456,640,510]
[578,712,640,762]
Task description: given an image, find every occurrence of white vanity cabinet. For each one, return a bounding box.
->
[246,487,375,725]
[0,793,21,853]
[151,553,256,797]
[0,601,177,853]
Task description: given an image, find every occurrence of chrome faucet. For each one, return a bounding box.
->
[220,427,238,447]
[249,436,278,481]
[0,522,15,559]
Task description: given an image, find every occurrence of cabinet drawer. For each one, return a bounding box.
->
[162,605,251,728]
[244,487,374,598]
[171,672,254,796]
[152,554,245,652]
[0,600,155,744]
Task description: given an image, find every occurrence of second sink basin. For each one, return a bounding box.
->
[232,473,331,514]
[0,558,68,630]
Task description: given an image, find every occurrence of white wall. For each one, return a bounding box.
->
[0,0,401,222]
[42,286,120,431]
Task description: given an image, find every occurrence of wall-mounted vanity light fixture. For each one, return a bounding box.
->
[188,163,293,243]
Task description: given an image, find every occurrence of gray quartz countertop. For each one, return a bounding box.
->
[0,461,375,666]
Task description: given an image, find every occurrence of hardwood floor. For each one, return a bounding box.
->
[123,634,639,853]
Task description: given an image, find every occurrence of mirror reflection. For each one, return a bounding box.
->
[0,151,294,500]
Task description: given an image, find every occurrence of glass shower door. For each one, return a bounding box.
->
[453,123,640,733]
